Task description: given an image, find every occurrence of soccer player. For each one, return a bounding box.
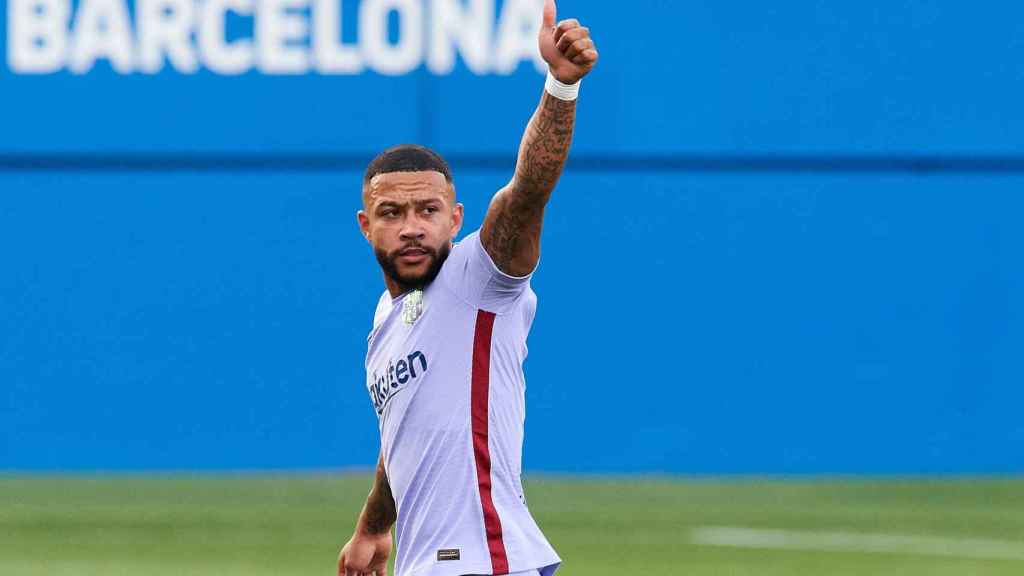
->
[338,1,598,575]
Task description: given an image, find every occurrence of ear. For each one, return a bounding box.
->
[357,210,371,243]
[450,202,465,241]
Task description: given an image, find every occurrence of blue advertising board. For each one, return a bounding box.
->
[1,1,1022,473]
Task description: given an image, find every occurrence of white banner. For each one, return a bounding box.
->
[7,0,547,75]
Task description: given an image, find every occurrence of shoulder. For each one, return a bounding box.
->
[371,290,393,331]
[448,228,483,265]
[436,229,535,314]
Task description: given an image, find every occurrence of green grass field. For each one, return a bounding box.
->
[2,475,1023,575]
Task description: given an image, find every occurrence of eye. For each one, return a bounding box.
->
[422,205,440,215]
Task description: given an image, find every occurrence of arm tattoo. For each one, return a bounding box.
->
[359,454,396,535]
[483,91,577,275]
[514,91,576,194]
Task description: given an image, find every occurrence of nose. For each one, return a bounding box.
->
[399,218,426,242]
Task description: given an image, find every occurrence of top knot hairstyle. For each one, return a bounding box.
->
[364,144,453,185]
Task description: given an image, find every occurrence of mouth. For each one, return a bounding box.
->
[397,247,430,265]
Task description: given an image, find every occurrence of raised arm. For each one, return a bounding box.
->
[338,453,395,576]
[480,0,599,277]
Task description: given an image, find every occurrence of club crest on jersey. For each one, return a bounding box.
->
[368,350,429,415]
[402,289,424,324]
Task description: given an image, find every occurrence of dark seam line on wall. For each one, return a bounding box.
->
[1,154,1024,173]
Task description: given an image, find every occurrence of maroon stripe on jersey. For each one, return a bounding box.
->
[471,310,509,575]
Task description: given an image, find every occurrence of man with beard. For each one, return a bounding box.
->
[338,1,598,575]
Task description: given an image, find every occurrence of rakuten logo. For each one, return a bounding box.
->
[6,0,546,75]
[368,350,428,415]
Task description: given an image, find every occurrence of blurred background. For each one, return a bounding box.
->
[1,1,1022,574]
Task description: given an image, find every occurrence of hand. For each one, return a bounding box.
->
[538,0,599,85]
[338,530,392,576]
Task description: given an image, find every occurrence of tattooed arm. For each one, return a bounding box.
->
[337,453,394,576]
[481,92,577,276]
[480,0,599,276]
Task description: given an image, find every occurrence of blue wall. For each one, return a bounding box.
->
[2,1,1022,473]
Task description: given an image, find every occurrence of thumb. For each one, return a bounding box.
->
[542,0,556,29]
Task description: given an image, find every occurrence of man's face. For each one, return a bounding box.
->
[358,171,464,292]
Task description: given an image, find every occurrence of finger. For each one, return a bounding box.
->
[553,18,580,45]
[571,49,598,66]
[542,0,556,30]
[564,37,594,62]
[556,27,588,53]
[556,27,589,53]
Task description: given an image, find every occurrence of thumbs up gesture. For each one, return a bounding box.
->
[538,0,599,85]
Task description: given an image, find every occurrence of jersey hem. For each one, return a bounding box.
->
[406,559,560,576]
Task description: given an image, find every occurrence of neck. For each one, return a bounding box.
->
[385,277,412,298]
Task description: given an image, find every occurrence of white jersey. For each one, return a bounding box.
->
[365,230,560,576]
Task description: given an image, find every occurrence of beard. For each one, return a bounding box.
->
[375,241,451,293]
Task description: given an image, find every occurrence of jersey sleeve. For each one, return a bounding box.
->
[438,229,535,313]
[371,290,393,330]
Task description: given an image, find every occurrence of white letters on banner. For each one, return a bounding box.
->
[428,0,491,74]
[9,0,69,72]
[313,0,362,73]
[258,0,311,73]
[137,0,198,73]
[6,0,547,75]
[68,0,136,73]
[361,0,422,75]
[199,0,255,74]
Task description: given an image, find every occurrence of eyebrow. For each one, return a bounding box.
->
[374,198,444,211]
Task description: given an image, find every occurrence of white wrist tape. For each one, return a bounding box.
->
[545,72,581,101]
